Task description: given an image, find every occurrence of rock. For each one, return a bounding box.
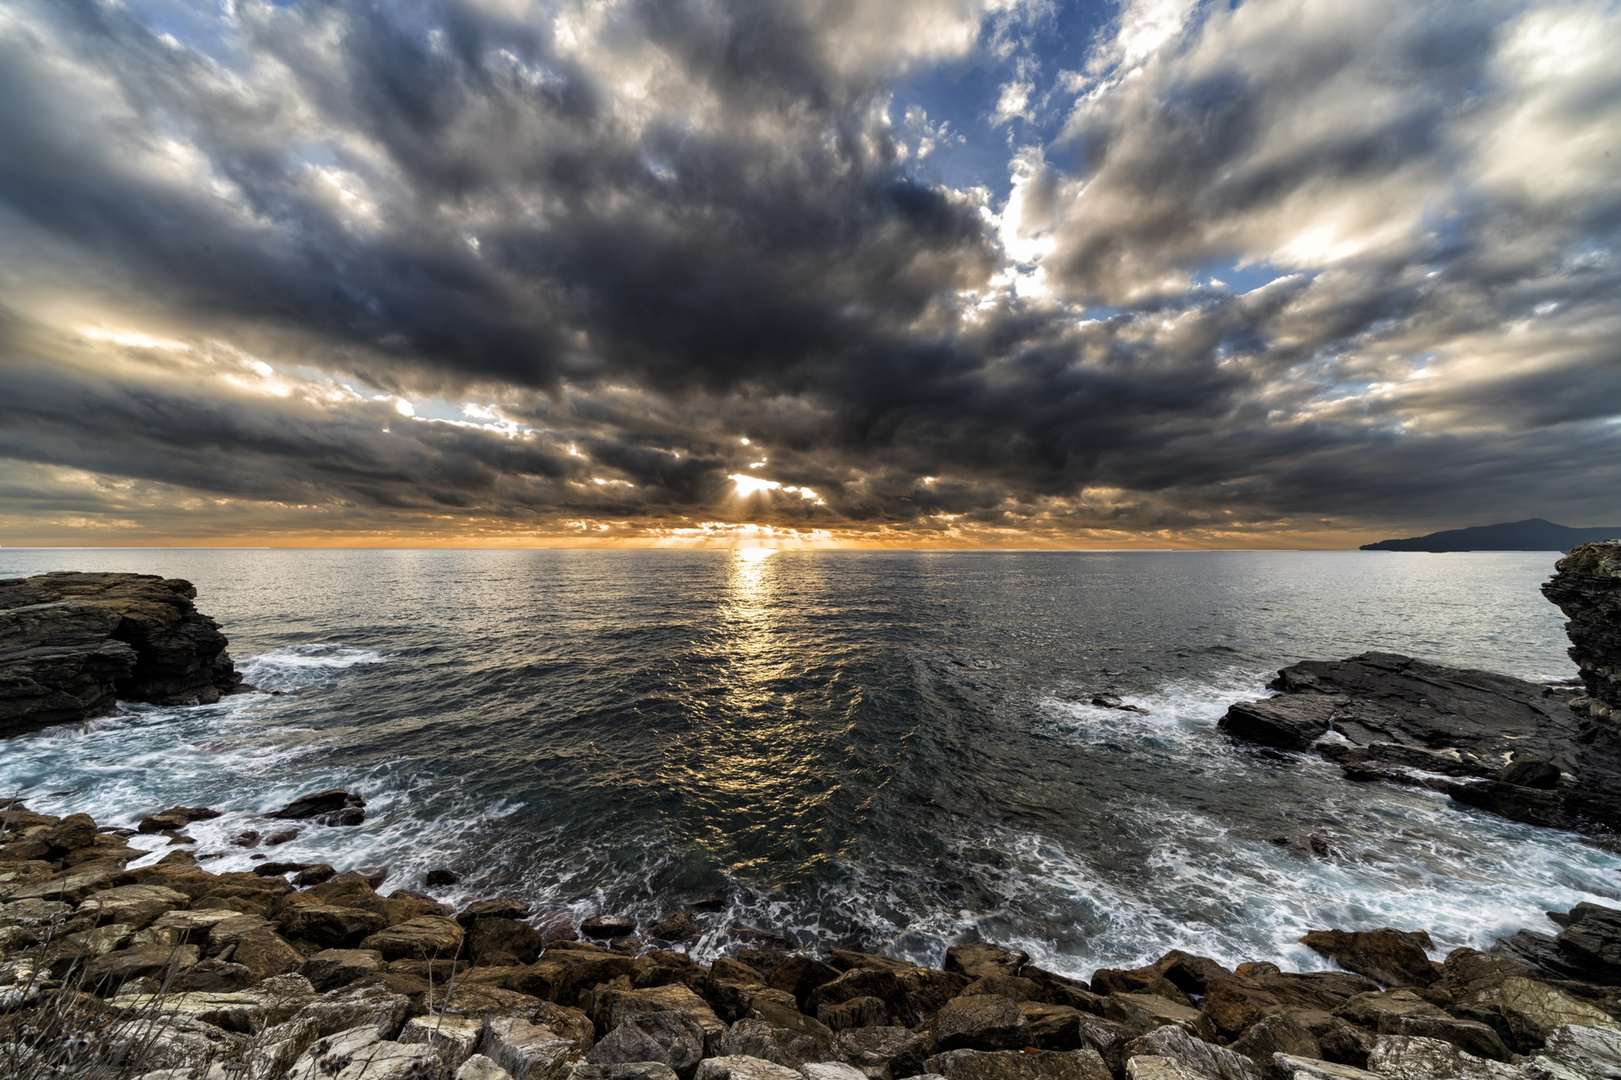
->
[1333,990,1510,1061]
[6,859,134,902]
[295,864,338,887]
[1497,758,1562,788]
[401,1014,486,1072]
[1200,971,1380,1041]
[254,860,310,877]
[946,944,1029,980]
[362,915,466,961]
[173,958,259,991]
[934,994,1032,1052]
[461,1056,517,1080]
[800,1064,870,1080]
[459,899,533,924]
[582,915,637,939]
[111,975,315,1033]
[84,943,200,991]
[819,995,890,1030]
[1019,967,1102,1013]
[1300,929,1440,988]
[695,1055,806,1080]
[285,1024,442,1080]
[269,789,366,821]
[1444,947,1620,1051]
[222,924,306,980]
[770,956,842,1010]
[1090,967,1190,1005]
[1124,1024,1263,1079]
[1102,993,1213,1041]
[300,948,386,991]
[479,1016,579,1080]
[79,883,190,928]
[0,572,241,734]
[107,1011,250,1072]
[245,983,414,1079]
[596,983,729,1056]
[466,915,547,966]
[923,1049,1111,1080]
[426,868,462,887]
[40,812,98,851]
[1227,1013,1321,1064]
[1543,541,1621,719]
[1527,1022,1621,1077]
[1270,1056,1384,1080]
[722,1017,835,1070]
[573,1065,680,1080]
[588,1010,706,1077]
[653,910,701,941]
[138,807,221,834]
[806,969,909,1027]
[1363,1034,1522,1079]
[278,904,388,949]
[1549,902,1621,983]
[831,1025,929,1079]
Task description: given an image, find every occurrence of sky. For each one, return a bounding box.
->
[0,0,1617,549]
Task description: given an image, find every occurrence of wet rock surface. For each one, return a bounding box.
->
[1219,652,1621,833]
[1543,541,1621,721]
[0,571,242,735]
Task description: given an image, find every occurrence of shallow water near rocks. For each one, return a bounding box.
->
[1,548,1616,977]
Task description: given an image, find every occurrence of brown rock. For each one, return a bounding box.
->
[652,910,701,941]
[767,954,840,1009]
[1301,928,1441,988]
[934,993,1033,1052]
[1201,971,1381,1041]
[466,915,546,965]
[947,942,1030,980]
[582,914,637,939]
[360,915,465,961]
[277,904,388,949]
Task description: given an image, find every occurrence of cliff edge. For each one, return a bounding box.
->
[0,570,242,734]
[1542,540,1621,722]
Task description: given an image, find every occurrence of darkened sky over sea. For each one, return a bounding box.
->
[0,0,1617,547]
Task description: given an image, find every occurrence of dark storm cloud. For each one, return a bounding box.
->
[0,0,1618,543]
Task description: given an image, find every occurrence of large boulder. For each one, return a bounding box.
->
[0,571,241,734]
[923,1049,1111,1080]
[1443,948,1619,1052]
[1299,929,1439,988]
[1543,541,1621,720]
[362,916,466,961]
[479,1016,577,1080]
[1123,1025,1262,1080]
[933,995,1032,1052]
[284,1023,442,1080]
[1363,1034,1521,1079]
[588,1011,706,1078]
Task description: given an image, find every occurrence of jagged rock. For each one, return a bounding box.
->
[946,944,1029,980]
[770,956,842,1010]
[582,915,637,939]
[111,975,315,1033]
[1544,541,1621,719]
[459,899,532,924]
[138,807,221,834]
[1300,929,1440,988]
[401,1014,486,1072]
[924,1049,1111,1080]
[722,1017,835,1070]
[819,996,890,1030]
[172,958,259,991]
[84,942,200,991]
[1270,1056,1383,1080]
[1364,1034,1521,1079]
[278,904,388,949]
[807,969,909,1026]
[1333,990,1510,1061]
[460,1055,518,1080]
[269,789,366,822]
[1200,971,1380,1041]
[1526,1022,1621,1077]
[1498,758,1562,788]
[426,868,461,887]
[694,1055,806,1080]
[1090,966,1190,1005]
[832,1025,929,1079]
[79,883,189,928]
[479,1016,582,1080]
[1103,993,1214,1041]
[295,864,339,886]
[801,1063,870,1080]
[1444,948,1620,1052]
[1123,1025,1262,1080]
[934,994,1032,1052]
[1227,1013,1321,1064]
[588,1011,706,1078]
[573,1065,680,1080]
[653,911,701,941]
[285,1024,442,1080]
[106,1011,250,1072]
[362,915,465,960]
[299,948,386,991]
[0,572,241,734]
[5,859,134,902]
[244,983,413,1079]
[595,982,729,1055]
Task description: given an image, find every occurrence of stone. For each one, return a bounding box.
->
[225,926,306,980]
[1102,993,1213,1041]
[138,807,221,834]
[1019,967,1102,1013]
[1300,929,1440,988]
[769,955,842,1009]
[1444,948,1619,1052]
[596,983,728,1056]
[6,860,134,902]
[582,915,637,939]
[1269,1057,1384,1080]
[41,812,98,851]
[362,915,466,960]
[588,1010,706,1077]
[402,1014,486,1071]
[461,1055,518,1080]
[946,944,1030,980]
[110,976,315,1034]
[426,868,462,887]
[1200,972,1380,1041]
[278,904,388,949]
[479,1015,577,1080]
[106,1011,250,1072]
[285,1024,441,1080]
[1498,758,1562,788]
[459,899,532,924]
[84,943,200,991]
[244,983,414,1079]
[573,1066,680,1080]
[934,994,1032,1052]
[79,883,190,928]
[1227,1013,1320,1064]
[1333,990,1510,1061]
[1363,1034,1522,1079]
[295,864,338,886]
[1551,902,1621,983]
[1089,967,1190,1005]
[694,1055,805,1080]
[300,948,386,991]
[0,571,241,734]
[831,1025,929,1079]
[801,1064,869,1080]
[1123,1026,1262,1080]
[1543,541,1621,719]
[923,1049,1111,1080]
[806,969,908,1026]
[653,910,701,941]
[1527,1022,1621,1078]
[721,1017,835,1071]
[819,995,890,1030]
[269,789,367,821]
[467,915,546,965]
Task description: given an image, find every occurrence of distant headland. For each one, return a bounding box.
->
[1361,519,1621,553]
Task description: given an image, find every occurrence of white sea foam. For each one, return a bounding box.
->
[239,644,389,692]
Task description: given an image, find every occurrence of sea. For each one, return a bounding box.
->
[1,548,1615,979]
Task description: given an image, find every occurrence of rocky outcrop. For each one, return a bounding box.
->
[1217,652,1621,834]
[0,571,242,734]
[1542,540,1621,721]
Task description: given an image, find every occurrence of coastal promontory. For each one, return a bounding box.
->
[0,571,241,735]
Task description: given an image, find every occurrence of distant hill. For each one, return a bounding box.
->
[1361,518,1621,552]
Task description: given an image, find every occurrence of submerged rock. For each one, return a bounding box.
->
[0,571,241,734]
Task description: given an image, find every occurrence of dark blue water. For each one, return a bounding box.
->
[1,548,1614,977]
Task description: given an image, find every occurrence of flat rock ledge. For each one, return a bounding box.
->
[4,806,1621,1079]
[0,571,242,736]
[1218,651,1621,835]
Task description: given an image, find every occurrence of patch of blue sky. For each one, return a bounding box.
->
[893,0,1116,197]
[121,0,241,67]
[1194,258,1292,294]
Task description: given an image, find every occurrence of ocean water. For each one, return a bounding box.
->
[1,547,1615,978]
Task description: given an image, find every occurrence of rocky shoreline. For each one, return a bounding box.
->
[3,797,1621,1080]
[3,547,1621,1078]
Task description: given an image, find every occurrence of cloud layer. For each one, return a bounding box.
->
[0,0,1617,546]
